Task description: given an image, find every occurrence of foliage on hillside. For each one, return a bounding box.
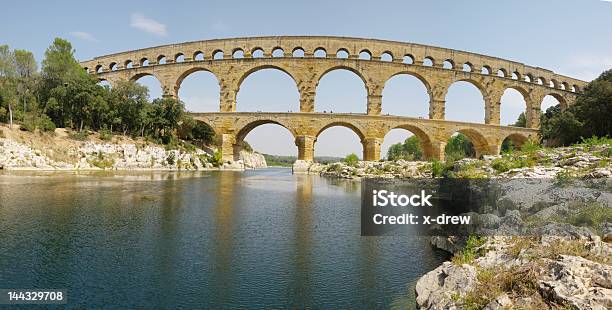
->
[0,38,214,146]
[540,69,612,146]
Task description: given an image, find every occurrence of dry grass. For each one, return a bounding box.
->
[0,125,151,165]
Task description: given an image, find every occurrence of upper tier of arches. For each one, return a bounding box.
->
[82,36,586,93]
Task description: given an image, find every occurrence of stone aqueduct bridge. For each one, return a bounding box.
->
[81,36,587,161]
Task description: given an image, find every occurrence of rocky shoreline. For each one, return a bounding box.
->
[296,144,611,309]
[0,137,267,171]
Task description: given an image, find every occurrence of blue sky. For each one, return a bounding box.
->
[2,0,611,157]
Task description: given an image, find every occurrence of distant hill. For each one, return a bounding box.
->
[262,154,343,167]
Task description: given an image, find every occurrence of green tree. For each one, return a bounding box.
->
[0,45,17,127]
[344,153,359,166]
[387,136,423,160]
[445,133,476,161]
[541,69,612,146]
[513,112,526,127]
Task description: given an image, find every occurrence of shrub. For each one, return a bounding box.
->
[578,135,612,147]
[344,153,359,166]
[89,152,115,169]
[519,139,541,154]
[166,152,176,165]
[99,128,112,141]
[431,160,452,177]
[69,130,90,141]
[451,235,487,265]
[20,117,37,132]
[37,114,56,132]
[211,150,223,167]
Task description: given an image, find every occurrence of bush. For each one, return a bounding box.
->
[451,235,487,265]
[69,130,90,141]
[519,140,541,154]
[431,160,452,177]
[577,135,612,147]
[37,114,56,132]
[99,128,112,141]
[19,117,37,132]
[211,150,223,167]
[344,153,359,166]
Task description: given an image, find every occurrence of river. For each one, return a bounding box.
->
[0,168,448,308]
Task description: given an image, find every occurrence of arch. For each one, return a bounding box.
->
[572,85,580,92]
[511,71,520,80]
[157,55,166,64]
[524,74,533,83]
[235,119,296,144]
[481,66,491,75]
[314,47,327,58]
[125,60,133,69]
[212,50,224,60]
[382,72,431,117]
[463,63,473,72]
[131,73,163,100]
[536,77,545,85]
[109,62,118,71]
[445,80,486,123]
[236,67,300,112]
[336,48,349,59]
[237,122,298,157]
[447,129,488,159]
[500,88,527,126]
[292,47,305,57]
[315,123,365,158]
[272,47,284,57]
[359,50,372,60]
[380,52,393,62]
[175,53,185,62]
[140,58,149,66]
[381,125,433,160]
[84,67,89,73]
[232,48,244,59]
[95,64,103,73]
[193,51,204,61]
[501,133,529,152]
[403,54,414,64]
[497,69,507,77]
[561,82,569,90]
[176,68,220,112]
[251,48,264,58]
[315,67,368,113]
[550,79,559,89]
[423,57,434,67]
[443,59,454,69]
[542,93,566,110]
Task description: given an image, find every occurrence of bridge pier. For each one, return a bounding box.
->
[423,141,447,161]
[295,135,316,161]
[362,138,382,161]
[218,133,236,161]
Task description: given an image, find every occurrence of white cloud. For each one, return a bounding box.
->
[69,31,99,42]
[130,13,167,36]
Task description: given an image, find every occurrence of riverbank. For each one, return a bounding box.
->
[295,143,611,308]
[0,125,266,171]
[294,142,611,180]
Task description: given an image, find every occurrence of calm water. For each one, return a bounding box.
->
[0,168,447,308]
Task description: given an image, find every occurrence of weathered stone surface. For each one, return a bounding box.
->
[81,36,586,162]
[238,150,267,169]
[415,262,477,309]
[539,255,612,309]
